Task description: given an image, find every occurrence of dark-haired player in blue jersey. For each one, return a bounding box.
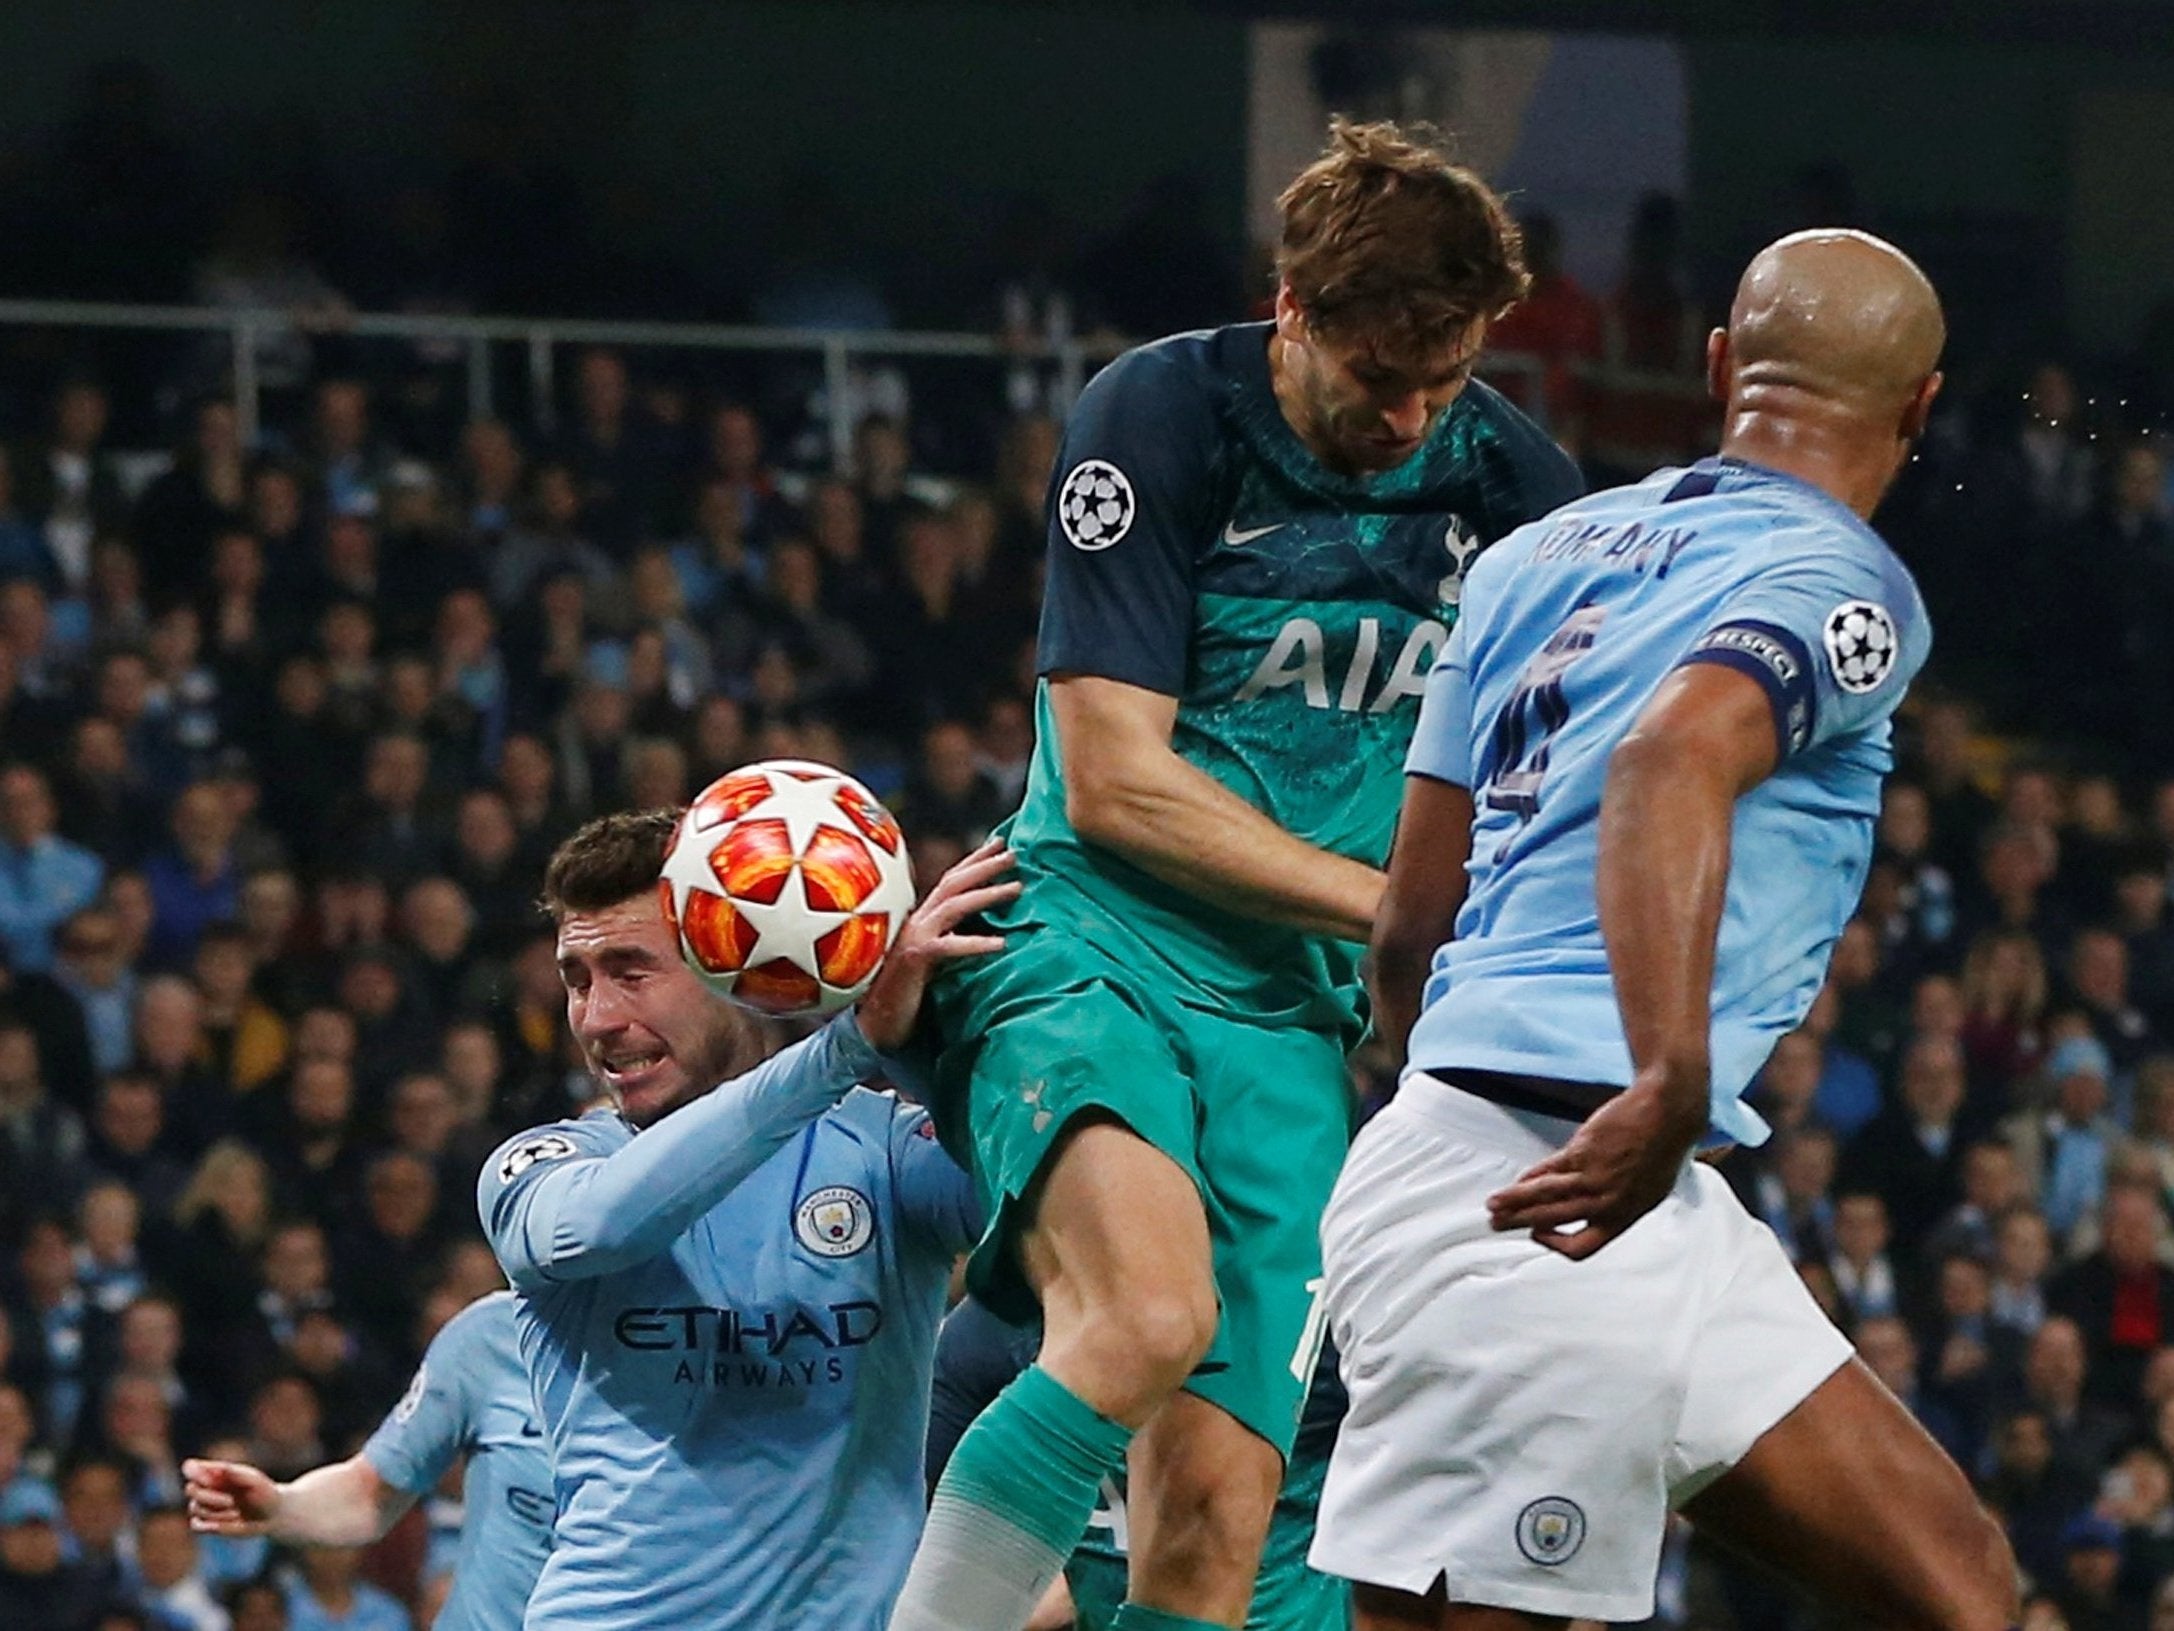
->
[891,119,1580,1631]
[182,1290,548,1631]
[480,812,1014,1631]
[1314,231,2019,1631]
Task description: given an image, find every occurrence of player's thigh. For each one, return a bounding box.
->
[1182,1011,1352,1458]
[1679,1359,2018,1631]
[1127,1389,1285,1619]
[937,939,1209,1325]
[1312,1089,1711,1624]
[1021,1117,1218,1346]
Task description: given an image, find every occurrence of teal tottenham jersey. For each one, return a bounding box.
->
[1009,321,1582,1033]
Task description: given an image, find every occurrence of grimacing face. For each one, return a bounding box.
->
[1273,289,1488,475]
[557,893,748,1129]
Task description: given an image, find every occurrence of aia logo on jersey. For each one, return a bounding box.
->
[1058,460,1136,551]
[794,1186,875,1257]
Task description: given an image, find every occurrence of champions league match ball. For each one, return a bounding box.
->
[660,760,915,1019]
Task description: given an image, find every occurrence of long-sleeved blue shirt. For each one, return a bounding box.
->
[360,1291,551,1631]
[478,1015,979,1631]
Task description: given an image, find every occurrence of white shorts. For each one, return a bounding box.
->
[1310,1074,1852,1622]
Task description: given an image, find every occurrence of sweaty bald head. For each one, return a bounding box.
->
[1726,230,1944,418]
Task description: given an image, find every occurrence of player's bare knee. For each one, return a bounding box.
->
[1087,1283,1217,1405]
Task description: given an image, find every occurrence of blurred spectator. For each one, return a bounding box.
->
[1742,1123,1838,1265]
[56,717,160,871]
[2053,1185,2174,1410]
[1925,1139,2032,1267]
[169,1143,273,1366]
[0,1021,89,1235]
[900,721,1005,846]
[134,398,246,602]
[2057,1509,2135,1631]
[142,785,241,970]
[306,379,390,524]
[0,763,106,975]
[0,448,59,591]
[73,1180,146,1316]
[2023,1317,2133,1511]
[693,403,793,546]
[15,380,125,602]
[192,925,287,1102]
[557,347,670,556]
[1827,1190,1902,1323]
[283,1542,406,1631]
[2014,1037,2125,1244]
[1984,1151,2046,1321]
[1484,210,1602,447]
[82,1076,187,1223]
[1840,1034,1972,1255]
[2069,928,2161,1083]
[58,1453,133,1592]
[1964,929,2051,1095]
[490,463,620,612]
[133,1503,225,1631]
[243,1374,323,1483]
[0,1477,104,1631]
[130,975,222,1156]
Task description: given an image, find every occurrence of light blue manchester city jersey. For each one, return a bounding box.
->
[480,1018,979,1631]
[361,1291,551,1631]
[1403,457,1930,1145]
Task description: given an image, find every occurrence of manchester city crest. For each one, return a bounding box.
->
[794,1185,875,1258]
[1516,1496,1587,1565]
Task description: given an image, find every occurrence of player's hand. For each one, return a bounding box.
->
[182,1458,282,1536]
[1485,1071,1707,1259]
[856,838,1019,1052]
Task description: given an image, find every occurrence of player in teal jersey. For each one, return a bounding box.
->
[891,120,1580,1631]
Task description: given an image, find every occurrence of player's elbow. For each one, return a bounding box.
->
[1064,763,1146,851]
[1605,724,1731,798]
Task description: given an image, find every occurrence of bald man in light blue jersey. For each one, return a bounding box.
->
[481,813,1011,1631]
[1313,233,2020,1631]
[184,1291,550,1631]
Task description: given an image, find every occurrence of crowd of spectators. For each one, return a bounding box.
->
[0,356,1053,1630]
[3,270,2174,1631]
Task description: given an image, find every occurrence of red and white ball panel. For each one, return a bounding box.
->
[661,761,915,1018]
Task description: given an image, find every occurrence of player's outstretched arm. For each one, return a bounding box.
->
[1053,675,1384,942]
[484,844,1018,1286]
[183,1455,406,1547]
[1370,773,1475,1058]
[1488,665,1778,1258]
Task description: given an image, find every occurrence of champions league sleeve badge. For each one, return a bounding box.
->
[499,1133,580,1184]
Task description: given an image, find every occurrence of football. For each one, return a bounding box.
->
[660,760,915,1018]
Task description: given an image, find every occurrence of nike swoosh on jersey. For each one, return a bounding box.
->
[1221,521,1284,546]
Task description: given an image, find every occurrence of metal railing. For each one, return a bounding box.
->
[0,297,1135,470]
[0,297,1717,472]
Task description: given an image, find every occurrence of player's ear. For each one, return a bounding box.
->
[1901,370,1943,444]
[1704,327,1731,405]
[1273,282,1308,348]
